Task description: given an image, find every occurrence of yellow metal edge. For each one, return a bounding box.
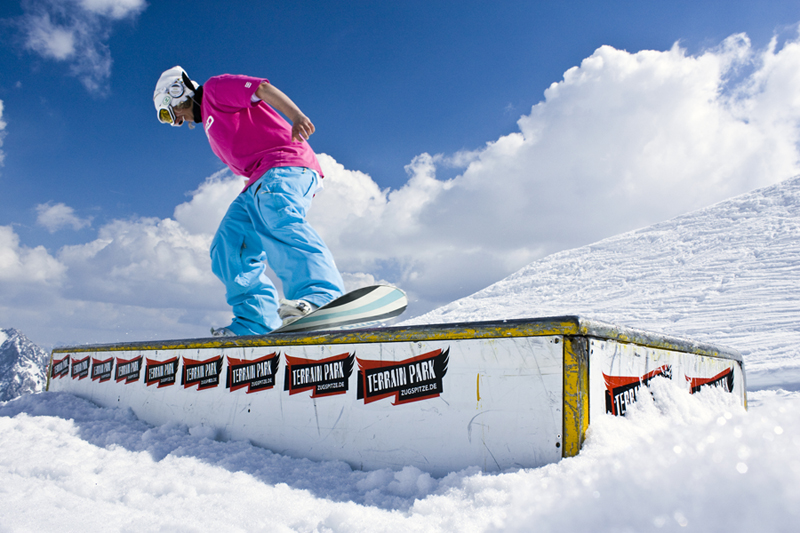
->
[740,360,748,411]
[49,316,742,366]
[576,317,742,362]
[45,352,54,391]
[50,317,584,354]
[562,336,589,458]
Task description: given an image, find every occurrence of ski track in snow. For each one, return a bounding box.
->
[3,177,800,531]
[407,175,800,390]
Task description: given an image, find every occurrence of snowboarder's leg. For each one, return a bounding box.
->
[246,167,345,308]
[210,194,282,335]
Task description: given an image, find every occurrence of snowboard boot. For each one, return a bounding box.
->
[210,326,236,337]
[278,299,318,326]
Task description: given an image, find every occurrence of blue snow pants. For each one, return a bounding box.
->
[210,167,345,335]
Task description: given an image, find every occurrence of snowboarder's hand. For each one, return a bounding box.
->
[291,114,315,142]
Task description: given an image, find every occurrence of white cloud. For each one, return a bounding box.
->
[308,31,800,312]
[78,0,146,19]
[0,170,238,346]
[173,169,244,236]
[0,226,65,284]
[12,0,147,93]
[57,216,219,308]
[21,12,75,60]
[340,272,391,292]
[35,202,92,232]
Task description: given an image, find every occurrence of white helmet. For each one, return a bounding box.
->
[153,66,197,126]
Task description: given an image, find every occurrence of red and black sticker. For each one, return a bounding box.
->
[284,352,354,397]
[357,348,449,405]
[51,355,70,379]
[116,355,143,384]
[145,357,179,388]
[71,355,90,380]
[688,367,734,394]
[91,357,114,382]
[227,352,280,393]
[182,355,223,391]
[603,365,672,416]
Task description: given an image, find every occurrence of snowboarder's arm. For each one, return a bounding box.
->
[255,81,315,142]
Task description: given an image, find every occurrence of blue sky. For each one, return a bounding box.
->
[2,0,798,246]
[1,1,800,347]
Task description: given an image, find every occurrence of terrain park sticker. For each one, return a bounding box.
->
[182,355,223,391]
[71,355,90,380]
[51,355,70,379]
[91,357,114,382]
[227,352,280,393]
[357,348,449,405]
[687,367,735,394]
[145,357,179,388]
[603,365,672,416]
[284,352,354,397]
[115,355,143,384]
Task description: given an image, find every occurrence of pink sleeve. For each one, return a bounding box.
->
[204,74,267,111]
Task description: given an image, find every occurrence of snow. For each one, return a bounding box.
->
[1,387,797,530]
[2,176,800,531]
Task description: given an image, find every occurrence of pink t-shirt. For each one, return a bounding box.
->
[200,74,324,191]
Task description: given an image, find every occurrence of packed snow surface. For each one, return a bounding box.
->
[2,177,800,531]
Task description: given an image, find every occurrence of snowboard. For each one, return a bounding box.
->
[271,285,408,334]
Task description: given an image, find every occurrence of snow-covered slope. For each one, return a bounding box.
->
[0,328,50,401]
[406,174,800,388]
[2,177,800,531]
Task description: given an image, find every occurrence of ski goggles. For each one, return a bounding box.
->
[155,81,189,126]
[158,104,177,125]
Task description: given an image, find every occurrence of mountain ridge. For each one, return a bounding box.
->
[0,328,50,401]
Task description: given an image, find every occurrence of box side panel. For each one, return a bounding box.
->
[589,339,747,420]
[48,336,564,476]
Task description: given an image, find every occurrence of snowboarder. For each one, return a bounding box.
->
[153,66,345,336]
